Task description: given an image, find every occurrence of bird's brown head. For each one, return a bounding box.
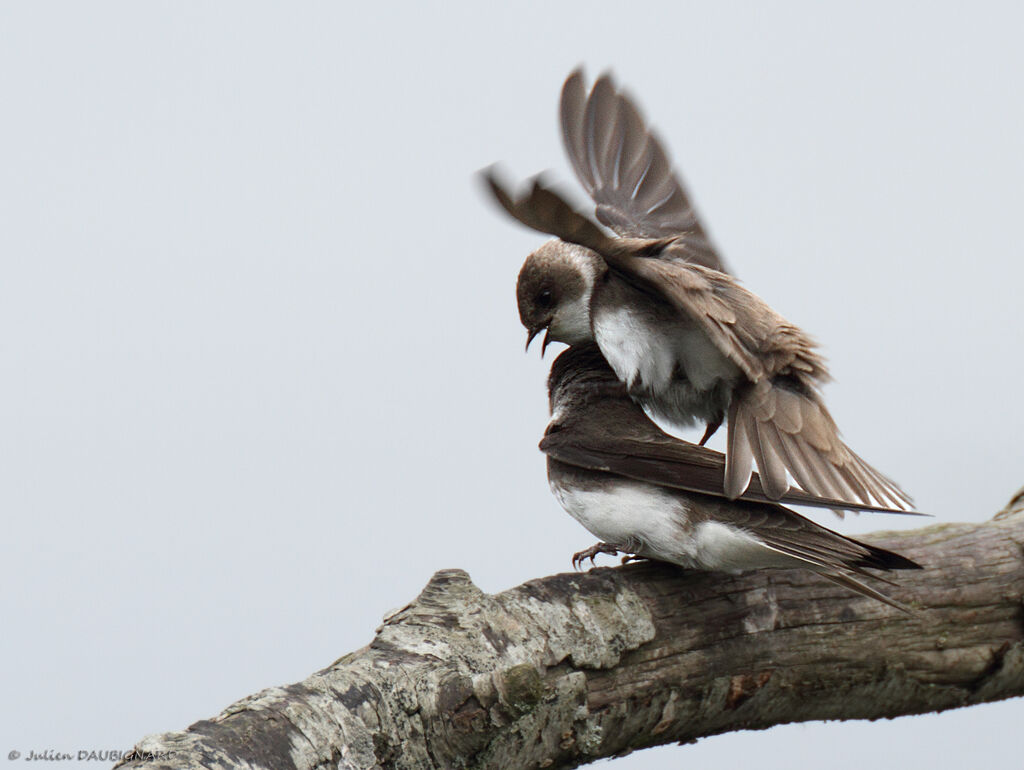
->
[516,240,603,355]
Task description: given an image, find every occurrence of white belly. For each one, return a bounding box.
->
[548,475,783,573]
[550,477,689,557]
[592,304,740,424]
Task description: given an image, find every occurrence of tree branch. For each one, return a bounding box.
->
[117,490,1024,770]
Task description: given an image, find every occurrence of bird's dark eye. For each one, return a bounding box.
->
[537,288,553,308]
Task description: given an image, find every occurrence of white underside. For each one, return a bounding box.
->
[591,304,740,424]
[545,241,599,345]
[549,476,795,573]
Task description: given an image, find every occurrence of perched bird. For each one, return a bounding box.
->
[541,344,922,609]
[485,69,913,511]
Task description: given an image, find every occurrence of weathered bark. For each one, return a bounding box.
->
[117,490,1024,770]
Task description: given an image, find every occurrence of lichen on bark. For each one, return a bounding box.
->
[117,493,1024,770]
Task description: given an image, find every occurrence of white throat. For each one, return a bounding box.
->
[548,241,601,344]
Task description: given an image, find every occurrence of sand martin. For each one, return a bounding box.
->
[542,345,922,609]
[485,70,913,511]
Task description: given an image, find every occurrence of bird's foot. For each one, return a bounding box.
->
[572,542,624,570]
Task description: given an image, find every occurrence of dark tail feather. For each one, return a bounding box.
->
[819,572,915,613]
[851,540,922,572]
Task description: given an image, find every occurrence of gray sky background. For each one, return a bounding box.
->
[2,2,1021,767]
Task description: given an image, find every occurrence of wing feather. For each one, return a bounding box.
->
[712,504,918,609]
[485,173,915,513]
[724,397,755,499]
[540,409,925,516]
[815,573,912,612]
[747,406,790,499]
[559,69,725,270]
[731,381,915,510]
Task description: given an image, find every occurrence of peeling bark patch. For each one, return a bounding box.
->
[186,714,302,770]
[369,637,440,663]
[725,671,773,710]
[651,691,679,735]
[337,681,379,711]
[519,574,576,604]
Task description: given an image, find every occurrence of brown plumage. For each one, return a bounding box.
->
[559,69,726,270]
[543,345,922,611]
[542,345,924,517]
[484,69,914,511]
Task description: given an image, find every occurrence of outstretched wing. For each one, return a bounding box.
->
[483,171,824,385]
[489,174,913,512]
[482,168,624,257]
[560,70,725,271]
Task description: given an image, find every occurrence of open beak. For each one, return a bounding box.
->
[525,325,542,352]
[525,325,554,357]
